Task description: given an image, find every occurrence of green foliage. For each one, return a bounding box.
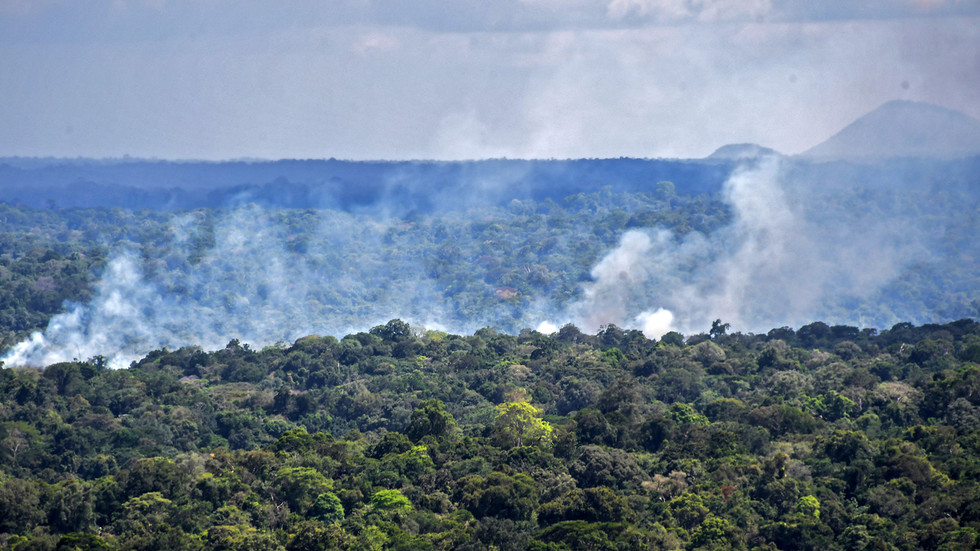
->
[492,400,555,448]
[277,466,333,511]
[462,471,539,521]
[671,492,709,530]
[804,390,857,421]
[368,489,412,513]
[796,495,820,519]
[286,520,354,550]
[539,487,633,524]
[405,399,457,442]
[0,245,106,350]
[669,403,710,426]
[689,515,744,550]
[309,492,345,524]
[0,478,43,534]
[0,318,978,549]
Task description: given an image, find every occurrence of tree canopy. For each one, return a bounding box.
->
[0,318,978,549]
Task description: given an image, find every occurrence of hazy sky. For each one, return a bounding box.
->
[1,0,978,160]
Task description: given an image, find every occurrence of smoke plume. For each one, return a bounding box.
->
[1,154,971,368]
[2,206,460,368]
[566,156,943,337]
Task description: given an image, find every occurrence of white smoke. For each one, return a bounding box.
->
[0,155,956,366]
[1,206,459,368]
[575,229,657,331]
[536,321,558,334]
[566,155,938,337]
[635,308,674,339]
[2,252,172,369]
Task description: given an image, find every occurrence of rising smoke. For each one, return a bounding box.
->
[2,206,460,369]
[565,155,944,337]
[0,154,969,368]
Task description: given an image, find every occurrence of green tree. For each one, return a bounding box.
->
[115,492,174,537]
[669,403,709,426]
[405,399,458,441]
[368,489,413,514]
[570,445,645,489]
[538,487,633,524]
[308,492,345,523]
[54,532,112,551]
[48,479,95,533]
[492,400,554,448]
[387,445,435,479]
[795,495,820,519]
[462,472,538,521]
[0,478,42,535]
[370,319,412,342]
[670,492,709,530]
[286,520,354,551]
[709,319,730,339]
[274,467,333,513]
[207,525,285,551]
[689,515,745,550]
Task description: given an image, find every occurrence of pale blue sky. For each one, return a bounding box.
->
[1,0,977,160]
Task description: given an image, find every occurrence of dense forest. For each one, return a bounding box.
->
[1,318,979,550]
[1,154,979,549]
[0,157,732,213]
[2,154,979,366]
[0,186,733,358]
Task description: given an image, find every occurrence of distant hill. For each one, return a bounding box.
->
[707,143,780,160]
[803,100,980,160]
[0,157,730,213]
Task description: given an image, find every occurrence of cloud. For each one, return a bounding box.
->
[536,321,558,334]
[5,1,976,44]
[606,0,773,22]
[353,31,401,54]
[0,1,976,160]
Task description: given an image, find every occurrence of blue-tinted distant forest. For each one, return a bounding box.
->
[1,154,979,363]
[0,157,731,213]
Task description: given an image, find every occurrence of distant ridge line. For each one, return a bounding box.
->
[802,100,980,160]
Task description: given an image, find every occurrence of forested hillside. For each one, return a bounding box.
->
[0,186,731,357]
[1,318,979,550]
[1,154,979,549]
[0,158,730,213]
[2,153,979,367]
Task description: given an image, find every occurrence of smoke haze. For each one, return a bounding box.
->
[2,207,462,368]
[567,156,950,337]
[2,153,977,368]
[1,3,977,160]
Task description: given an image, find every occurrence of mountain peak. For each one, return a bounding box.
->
[802,100,980,160]
[707,143,780,160]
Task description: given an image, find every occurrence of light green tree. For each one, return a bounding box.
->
[368,489,412,513]
[492,400,554,448]
[796,495,821,519]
